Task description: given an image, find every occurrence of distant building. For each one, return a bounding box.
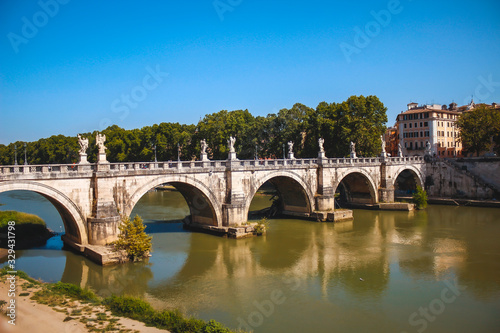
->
[393,100,499,158]
[394,102,462,158]
[384,126,398,157]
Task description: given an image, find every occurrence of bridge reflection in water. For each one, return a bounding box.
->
[2,190,500,332]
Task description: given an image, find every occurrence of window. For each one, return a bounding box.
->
[420,122,423,127]
[420,131,423,137]
[424,121,428,126]
[409,123,412,128]
[404,123,407,128]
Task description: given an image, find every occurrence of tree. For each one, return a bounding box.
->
[456,105,500,156]
[412,186,428,210]
[113,215,152,261]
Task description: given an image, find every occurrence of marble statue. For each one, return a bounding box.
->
[77,134,88,155]
[201,139,207,154]
[96,133,107,154]
[318,138,325,153]
[228,136,236,153]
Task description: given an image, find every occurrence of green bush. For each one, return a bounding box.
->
[112,215,152,261]
[412,186,428,210]
[0,210,47,233]
[253,217,269,235]
[49,282,99,303]
[104,295,236,333]
[201,319,233,333]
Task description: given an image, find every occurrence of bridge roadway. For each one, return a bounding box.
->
[0,156,425,258]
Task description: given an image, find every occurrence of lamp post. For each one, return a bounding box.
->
[24,143,27,165]
[14,144,17,165]
[177,143,180,162]
[283,143,285,160]
[255,144,258,160]
[153,145,157,162]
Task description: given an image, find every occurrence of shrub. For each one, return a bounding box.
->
[112,215,152,261]
[49,282,99,303]
[412,186,428,210]
[253,217,269,235]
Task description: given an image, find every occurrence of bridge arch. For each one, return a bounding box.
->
[245,170,315,218]
[393,166,424,194]
[333,169,378,205]
[126,175,222,227]
[0,181,87,245]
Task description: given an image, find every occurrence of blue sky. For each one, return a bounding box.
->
[1,0,499,144]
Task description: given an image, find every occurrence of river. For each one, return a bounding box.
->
[1,190,500,333]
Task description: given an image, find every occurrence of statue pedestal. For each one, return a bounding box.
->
[318,151,326,159]
[350,152,357,159]
[228,152,238,160]
[288,153,295,160]
[79,154,88,164]
[201,153,209,162]
[97,152,108,164]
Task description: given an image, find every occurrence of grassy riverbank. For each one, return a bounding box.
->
[0,267,240,333]
[0,211,54,249]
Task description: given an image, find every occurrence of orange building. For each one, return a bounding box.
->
[395,102,464,158]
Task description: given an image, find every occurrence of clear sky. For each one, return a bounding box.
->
[1,0,499,144]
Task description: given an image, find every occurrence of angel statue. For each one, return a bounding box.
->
[201,139,208,154]
[77,134,88,155]
[228,136,236,153]
[318,137,325,153]
[96,133,107,154]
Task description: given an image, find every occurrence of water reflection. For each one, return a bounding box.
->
[2,190,500,332]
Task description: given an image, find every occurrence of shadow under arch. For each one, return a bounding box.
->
[393,166,424,196]
[334,171,378,205]
[126,175,222,227]
[0,181,87,245]
[245,171,315,219]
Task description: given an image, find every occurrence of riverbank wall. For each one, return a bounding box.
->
[425,158,500,200]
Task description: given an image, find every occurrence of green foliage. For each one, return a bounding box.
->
[0,210,46,229]
[456,105,500,156]
[0,95,389,165]
[0,211,51,246]
[104,295,237,333]
[253,217,269,235]
[0,267,40,285]
[412,186,428,210]
[113,215,152,261]
[48,281,100,303]
[200,320,233,333]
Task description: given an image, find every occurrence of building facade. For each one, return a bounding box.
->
[395,102,464,158]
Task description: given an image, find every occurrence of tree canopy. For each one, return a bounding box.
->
[0,95,389,164]
[456,105,500,157]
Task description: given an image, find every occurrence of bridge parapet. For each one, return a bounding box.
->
[0,156,424,178]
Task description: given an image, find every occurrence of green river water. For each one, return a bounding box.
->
[1,190,500,333]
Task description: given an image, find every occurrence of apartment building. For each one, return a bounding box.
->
[395,102,463,158]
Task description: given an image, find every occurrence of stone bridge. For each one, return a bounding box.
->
[0,156,425,252]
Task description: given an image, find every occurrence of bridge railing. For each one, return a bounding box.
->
[0,164,96,175]
[0,156,424,176]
